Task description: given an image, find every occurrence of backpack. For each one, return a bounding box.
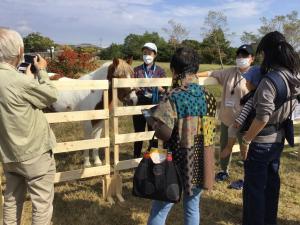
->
[239,71,295,147]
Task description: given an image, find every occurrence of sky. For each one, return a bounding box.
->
[0,0,299,47]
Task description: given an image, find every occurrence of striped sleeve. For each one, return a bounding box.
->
[235,97,254,125]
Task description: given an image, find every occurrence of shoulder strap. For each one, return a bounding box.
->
[264,71,288,110]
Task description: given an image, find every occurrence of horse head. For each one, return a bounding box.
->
[107,58,137,105]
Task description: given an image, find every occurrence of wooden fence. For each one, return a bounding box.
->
[49,81,110,180]
[0,76,299,223]
[0,79,112,224]
[110,78,173,201]
[46,80,113,202]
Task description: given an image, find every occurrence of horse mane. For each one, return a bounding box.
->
[116,59,134,76]
[107,58,134,81]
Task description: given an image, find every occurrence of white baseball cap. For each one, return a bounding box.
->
[142,42,157,54]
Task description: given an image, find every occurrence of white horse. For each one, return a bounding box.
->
[49,58,137,167]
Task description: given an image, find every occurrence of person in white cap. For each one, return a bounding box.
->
[132,42,166,158]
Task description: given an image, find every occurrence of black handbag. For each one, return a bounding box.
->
[132,138,182,203]
[283,99,294,147]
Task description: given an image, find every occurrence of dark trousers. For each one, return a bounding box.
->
[243,141,284,225]
[132,95,158,158]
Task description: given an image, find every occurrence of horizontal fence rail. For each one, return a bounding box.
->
[46,110,109,123]
[48,80,111,191]
[51,80,109,90]
[1,75,299,213]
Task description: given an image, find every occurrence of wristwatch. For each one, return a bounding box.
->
[242,137,251,145]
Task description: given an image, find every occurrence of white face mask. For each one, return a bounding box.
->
[236,58,251,69]
[143,55,154,65]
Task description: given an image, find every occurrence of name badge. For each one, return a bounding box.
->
[225,100,235,107]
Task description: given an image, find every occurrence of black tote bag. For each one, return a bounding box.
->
[132,143,182,203]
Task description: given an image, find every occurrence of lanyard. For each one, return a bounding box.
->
[231,71,244,95]
[143,64,156,79]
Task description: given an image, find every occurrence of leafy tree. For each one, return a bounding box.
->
[23,32,55,52]
[201,11,234,68]
[48,46,99,78]
[122,34,143,59]
[259,11,300,50]
[122,32,171,61]
[75,46,100,55]
[224,46,238,65]
[99,43,124,59]
[181,39,204,62]
[201,28,232,65]
[241,11,300,51]
[162,19,189,50]
[181,39,202,51]
[240,32,260,45]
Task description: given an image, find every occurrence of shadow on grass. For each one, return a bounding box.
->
[202,196,299,225]
[277,219,300,225]
[53,183,146,225]
[52,180,300,225]
[50,147,299,225]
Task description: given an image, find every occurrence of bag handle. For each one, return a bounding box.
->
[146,135,156,152]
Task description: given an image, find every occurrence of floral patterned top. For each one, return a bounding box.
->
[151,76,217,195]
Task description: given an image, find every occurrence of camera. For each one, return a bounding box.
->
[18,55,38,74]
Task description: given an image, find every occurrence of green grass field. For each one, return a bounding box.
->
[19,62,300,225]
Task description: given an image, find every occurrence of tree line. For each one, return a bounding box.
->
[23,10,300,66]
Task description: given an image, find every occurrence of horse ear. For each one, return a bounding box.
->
[113,58,119,66]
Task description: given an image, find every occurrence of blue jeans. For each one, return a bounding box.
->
[243,141,284,225]
[147,188,202,225]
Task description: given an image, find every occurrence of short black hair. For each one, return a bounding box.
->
[170,47,200,77]
[256,31,300,74]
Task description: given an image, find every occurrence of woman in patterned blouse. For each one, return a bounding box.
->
[146,47,217,225]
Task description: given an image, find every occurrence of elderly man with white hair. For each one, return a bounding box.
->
[0,28,58,225]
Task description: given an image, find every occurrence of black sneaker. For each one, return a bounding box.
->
[228,179,244,190]
[215,171,229,182]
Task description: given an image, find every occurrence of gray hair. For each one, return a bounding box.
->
[0,28,24,62]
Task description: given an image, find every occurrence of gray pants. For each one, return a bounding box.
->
[3,151,56,225]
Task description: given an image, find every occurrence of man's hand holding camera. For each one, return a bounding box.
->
[25,54,47,78]
[34,54,47,71]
